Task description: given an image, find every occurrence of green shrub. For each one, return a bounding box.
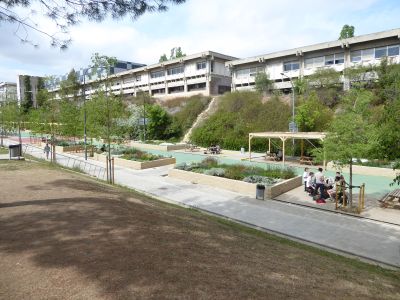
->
[224,164,247,180]
[120,147,162,162]
[174,157,296,182]
[199,157,218,168]
[191,91,291,151]
[169,95,211,138]
[57,141,70,146]
[243,175,279,186]
[204,168,225,177]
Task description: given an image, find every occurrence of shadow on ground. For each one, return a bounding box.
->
[1,175,400,299]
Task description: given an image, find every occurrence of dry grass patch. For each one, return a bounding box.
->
[0,160,399,299]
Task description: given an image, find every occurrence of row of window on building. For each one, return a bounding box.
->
[236,44,400,76]
[150,61,208,79]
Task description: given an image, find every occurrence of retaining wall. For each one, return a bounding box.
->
[168,169,302,198]
[129,141,186,151]
[93,153,176,170]
[326,162,397,178]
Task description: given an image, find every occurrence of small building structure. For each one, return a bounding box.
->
[248,131,326,167]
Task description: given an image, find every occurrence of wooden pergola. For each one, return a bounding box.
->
[248,131,327,167]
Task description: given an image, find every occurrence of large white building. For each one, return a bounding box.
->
[227,28,400,92]
[78,51,236,99]
[0,82,17,104]
[46,60,145,91]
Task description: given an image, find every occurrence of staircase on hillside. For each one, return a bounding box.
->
[182,96,219,143]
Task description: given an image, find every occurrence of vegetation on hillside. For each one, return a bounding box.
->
[190,91,291,151]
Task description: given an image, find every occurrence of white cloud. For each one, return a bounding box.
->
[0,0,399,82]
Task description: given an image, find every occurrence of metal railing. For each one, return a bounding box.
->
[335,183,366,214]
[23,144,107,180]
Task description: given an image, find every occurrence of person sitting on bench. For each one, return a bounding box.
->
[276,149,283,161]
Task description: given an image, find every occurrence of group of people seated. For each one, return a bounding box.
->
[204,144,221,155]
[266,149,283,161]
[303,167,348,205]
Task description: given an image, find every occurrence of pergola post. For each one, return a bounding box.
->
[249,135,252,161]
[322,138,326,170]
[280,136,287,166]
[268,138,271,153]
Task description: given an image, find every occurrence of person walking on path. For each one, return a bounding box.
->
[44,143,50,160]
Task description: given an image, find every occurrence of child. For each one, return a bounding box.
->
[306,172,315,195]
[303,167,309,192]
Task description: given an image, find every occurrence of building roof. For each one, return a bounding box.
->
[108,50,238,79]
[0,82,17,87]
[228,28,400,67]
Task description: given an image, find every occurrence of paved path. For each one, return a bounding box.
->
[12,140,400,268]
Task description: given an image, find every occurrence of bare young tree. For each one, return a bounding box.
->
[0,0,186,49]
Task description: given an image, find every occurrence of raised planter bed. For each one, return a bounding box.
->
[92,153,176,170]
[40,142,84,153]
[168,168,302,198]
[129,141,186,151]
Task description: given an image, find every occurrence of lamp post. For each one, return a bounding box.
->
[280,72,296,132]
[0,102,3,148]
[82,68,89,160]
[281,72,297,157]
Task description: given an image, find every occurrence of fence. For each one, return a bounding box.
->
[23,144,107,180]
[335,183,366,214]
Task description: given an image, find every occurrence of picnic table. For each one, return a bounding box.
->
[185,144,200,152]
[380,189,400,209]
[300,156,314,165]
[265,152,279,161]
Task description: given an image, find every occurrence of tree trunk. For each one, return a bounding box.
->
[349,159,353,207]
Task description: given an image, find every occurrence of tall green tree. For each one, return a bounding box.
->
[254,72,273,95]
[147,104,172,140]
[22,75,33,113]
[159,54,168,62]
[58,100,82,140]
[59,69,81,102]
[295,92,333,132]
[320,89,374,206]
[85,91,125,142]
[170,47,186,59]
[339,24,355,39]
[35,77,50,108]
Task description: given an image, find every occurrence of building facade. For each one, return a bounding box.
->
[227,28,400,92]
[77,51,236,100]
[16,75,41,107]
[0,82,17,104]
[46,60,146,91]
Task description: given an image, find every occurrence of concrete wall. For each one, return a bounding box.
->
[93,153,176,170]
[129,141,187,151]
[41,142,83,153]
[326,162,398,178]
[168,169,302,198]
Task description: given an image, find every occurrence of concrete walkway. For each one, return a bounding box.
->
[12,140,400,268]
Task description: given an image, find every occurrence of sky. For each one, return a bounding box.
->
[1,0,400,82]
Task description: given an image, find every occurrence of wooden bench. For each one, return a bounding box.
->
[185,144,200,152]
[380,189,400,209]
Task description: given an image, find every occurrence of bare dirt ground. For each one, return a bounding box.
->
[0,160,399,300]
